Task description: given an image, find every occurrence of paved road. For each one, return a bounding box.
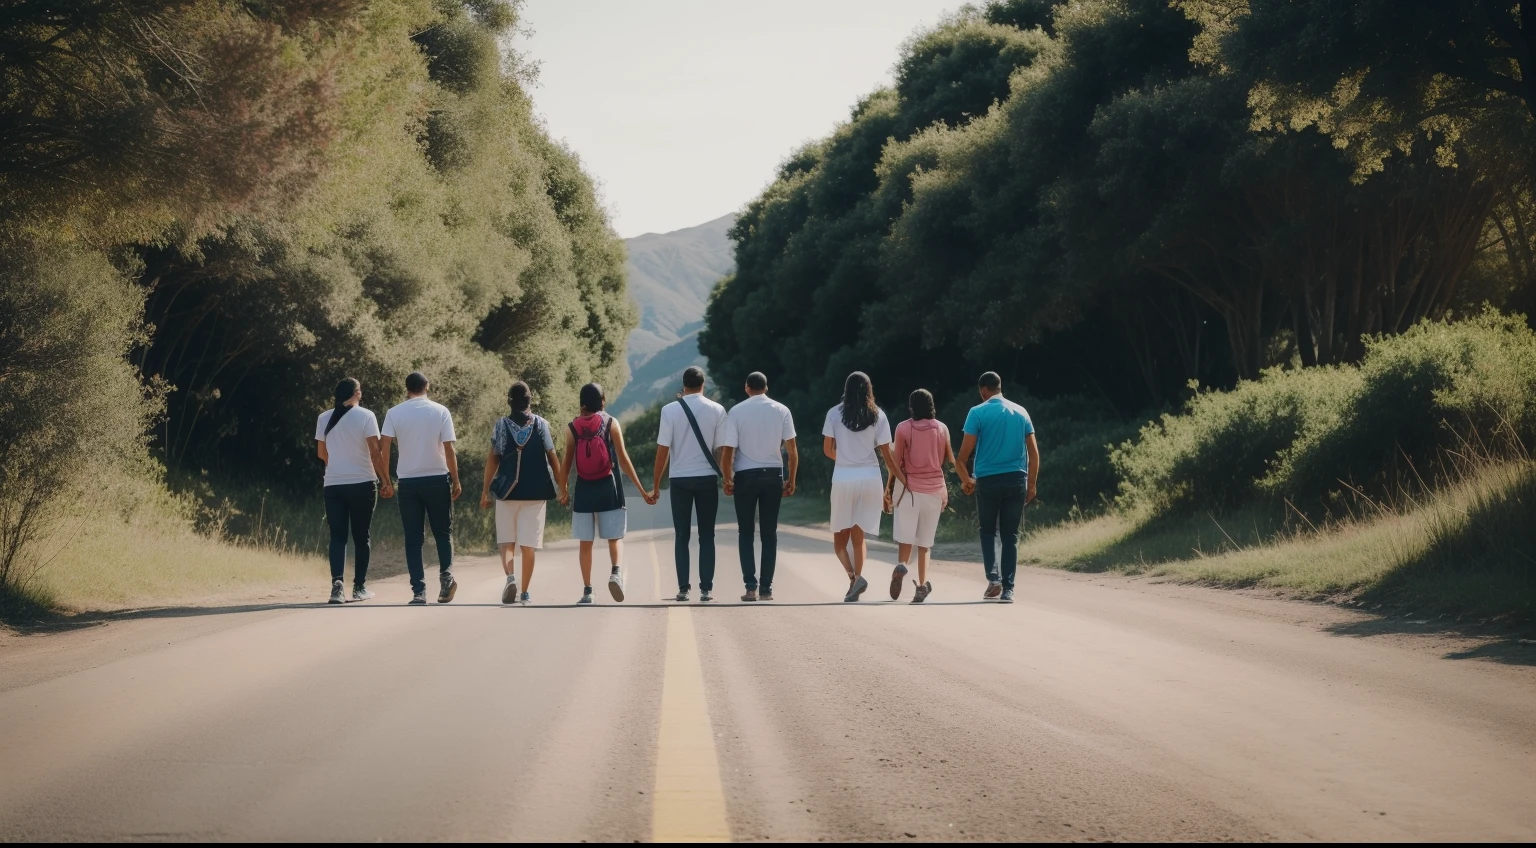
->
[1,493,1534,841]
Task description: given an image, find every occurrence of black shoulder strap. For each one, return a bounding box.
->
[677,397,722,477]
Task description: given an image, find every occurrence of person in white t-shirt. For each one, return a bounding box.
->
[380,371,461,605]
[315,378,393,605]
[719,371,798,602]
[821,371,906,603]
[649,366,730,602]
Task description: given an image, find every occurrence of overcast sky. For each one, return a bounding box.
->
[515,0,966,238]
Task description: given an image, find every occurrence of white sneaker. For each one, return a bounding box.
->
[328,580,345,605]
[351,585,373,602]
[608,569,625,602]
[501,575,518,605]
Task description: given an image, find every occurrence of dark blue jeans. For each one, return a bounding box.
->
[733,469,782,592]
[324,481,376,586]
[976,471,1027,589]
[670,475,718,592]
[398,474,453,594]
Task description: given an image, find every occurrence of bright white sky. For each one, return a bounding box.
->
[515,0,966,238]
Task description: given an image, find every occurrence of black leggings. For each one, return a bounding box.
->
[324,481,377,586]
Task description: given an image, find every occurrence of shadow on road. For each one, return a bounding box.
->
[1323,617,1536,667]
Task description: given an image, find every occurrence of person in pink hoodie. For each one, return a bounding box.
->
[883,389,968,603]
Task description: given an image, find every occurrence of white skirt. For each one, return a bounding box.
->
[830,477,884,534]
[891,485,943,549]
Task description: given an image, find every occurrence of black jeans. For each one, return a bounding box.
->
[976,471,1027,589]
[733,469,782,592]
[324,481,376,586]
[398,474,453,594]
[670,475,718,592]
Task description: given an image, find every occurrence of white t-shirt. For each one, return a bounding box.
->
[657,393,730,478]
[822,404,892,483]
[381,396,457,479]
[315,406,381,487]
[722,394,795,471]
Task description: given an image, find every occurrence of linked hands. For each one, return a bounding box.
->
[723,477,734,496]
[558,488,570,508]
[380,479,395,499]
[643,487,660,506]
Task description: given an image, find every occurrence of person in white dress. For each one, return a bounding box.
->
[821,371,906,602]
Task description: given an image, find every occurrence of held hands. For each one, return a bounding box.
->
[558,487,570,507]
[882,490,893,515]
[961,477,976,496]
[643,488,659,506]
[380,480,395,499]
[723,478,734,496]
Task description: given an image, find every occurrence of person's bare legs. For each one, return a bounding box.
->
[916,545,929,585]
[498,542,517,576]
[850,525,867,576]
[607,538,622,568]
[519,546,535,592]
[833,529,855,581]
[897,543,914,568]
[578,541,593,587]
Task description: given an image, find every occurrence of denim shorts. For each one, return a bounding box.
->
[572,508,626,541]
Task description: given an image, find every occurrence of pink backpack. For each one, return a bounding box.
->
[569,413,615,481]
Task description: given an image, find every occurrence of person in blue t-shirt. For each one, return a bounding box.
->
[956,371,1040,603]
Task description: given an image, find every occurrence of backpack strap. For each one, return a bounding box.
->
[677,397,722,477]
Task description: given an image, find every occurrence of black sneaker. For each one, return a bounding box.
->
[674,589,690,602]
[409,590,427,605]
[843,575,869,603]
[578,586,594,605]
[911,581,931,604]
[328,579,345,605]
[438,572,458,604]
[889,563,908,600]
[1000,587,1015,603]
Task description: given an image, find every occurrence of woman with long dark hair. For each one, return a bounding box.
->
[821,371,905,602]
[480,381,565,606]
[558,382,654,604]
[883,388,958,603]
[315,377,393,604]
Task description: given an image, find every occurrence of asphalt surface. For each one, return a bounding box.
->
[1,492,1533,842]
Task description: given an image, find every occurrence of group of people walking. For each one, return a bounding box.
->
[314,366,1038,606]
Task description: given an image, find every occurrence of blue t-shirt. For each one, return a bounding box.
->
[963,396,1035,479]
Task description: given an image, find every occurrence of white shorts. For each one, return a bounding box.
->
[830,477,884,534]
[892,486,943,549]
[495,499,547,548]
[573,508,626,541]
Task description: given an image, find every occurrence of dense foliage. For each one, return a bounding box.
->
[0,0,632,584]
[703,0,1535,422]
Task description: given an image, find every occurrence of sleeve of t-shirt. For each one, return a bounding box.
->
[440,409,456,443]
[781,405,796,441]
[381,410,395,439]
[363,410,380,438]
[540,418,555,451]
[821,407,838,439]
[314,414,327,443]
[874,410,893,447]
[1021,409,1035,437]
[893,420,909,455]
[657,404,675,448]
[962,406,980,437]
[720,409,739,448]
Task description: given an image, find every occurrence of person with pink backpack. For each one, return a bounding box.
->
[882,388,963,603]
[557,382,654,604]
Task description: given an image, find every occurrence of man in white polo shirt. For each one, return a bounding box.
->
[719,371,798,602]
[380,371,461,605]
[649,366,729,602]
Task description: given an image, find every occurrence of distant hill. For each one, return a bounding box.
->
[612,214,736,418]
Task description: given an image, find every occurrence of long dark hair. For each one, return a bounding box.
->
[508,381,532,425]
[839,371,879,432]
[579,382,605,415]
[908,388,935,421]
[324,378,359,435]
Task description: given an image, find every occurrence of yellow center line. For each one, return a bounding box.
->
[650,541,730,843]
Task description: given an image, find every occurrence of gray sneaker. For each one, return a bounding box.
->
[1000,587,1015,603]
[328,580,345,605]
[409,590,428,605]
[911,581,931,604]
[577,590,593,605]
[700,589,714,603]
[844,574,869,603]
[351,585,373,602]
[501,575,518,605]
[890,563,909,600]
[674,589,690,602]
[519,591,531,606]
[438,573,458,604]
[740,588,758,602]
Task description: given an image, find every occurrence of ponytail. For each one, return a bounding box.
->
[324,378,360,435]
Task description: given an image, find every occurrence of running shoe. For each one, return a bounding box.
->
[328,579,345,605]
[911,581,931,604]
[351,585,373,602]
[519,591,531,606]
[438,572,458,604]
[409,590,427,605]
[1000,587,1015,603]
[844,574,869,603]
[700,589,714,603]
[577,589,593,605]
[890,563,909,600]
[501,575,518,605]
[674,588,690,602]
[983,581,1003,600]
[757,589,773,601]
[608,569,625,602]
[740,588,758,602]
